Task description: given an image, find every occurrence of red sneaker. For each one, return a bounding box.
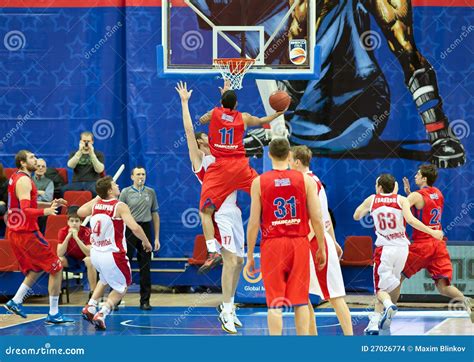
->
[198,252,222,274]
[93,312,106,331]
[81,305,96,324]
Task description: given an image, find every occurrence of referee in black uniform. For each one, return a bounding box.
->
[119,166,160,310]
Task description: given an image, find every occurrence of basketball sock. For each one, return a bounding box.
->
[88,298,98,308]
[223,302,233,314]
[230,297,234,305]
[49,296,59,315]
[206,239,217,253]
[12,283,32,304]
[100,304,111,317]
[383,299,394,309]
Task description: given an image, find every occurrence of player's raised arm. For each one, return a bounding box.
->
[399,196,444,240]
[117,203,153,252]
[353,195,375,220]
[242,111,285,128]
[199,110,213,124]
[305,174,326,269]
[245,177,262,275]
[77,196,99,218]
[175,81,204,170]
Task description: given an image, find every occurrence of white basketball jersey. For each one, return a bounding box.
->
[90,199,127,253]
[370,193,410,247]
[307,172,331,232]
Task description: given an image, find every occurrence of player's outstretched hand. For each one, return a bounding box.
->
[219,79,231,95]
[432,229,444,240]
[245,256,256,276]
[403,177,411,195]
[44,204,59,216]
[143,240,153,253]
[53,198,68,207]
[175,81,193,101]
[315,248,326,270]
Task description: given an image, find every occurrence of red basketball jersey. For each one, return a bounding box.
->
[208,107,246,158]
[260,169,309,239]
[90,198,126,253]
[7,171,39,232]
[412,186,444,241]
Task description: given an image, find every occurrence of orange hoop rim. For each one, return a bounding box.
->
[213,58,255,73]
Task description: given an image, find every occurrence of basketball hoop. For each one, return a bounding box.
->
[213,58,255,90]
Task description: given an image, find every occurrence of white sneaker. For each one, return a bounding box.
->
[364,313,380,335]
[218,310,237,334]
[217,304,243,328]
[379,304,398,330]
[232,307,243,328]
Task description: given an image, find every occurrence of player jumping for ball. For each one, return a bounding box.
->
[198,81,285,272]
[79,176,152,331]
[176,81,246,333]
[354,174,443,335]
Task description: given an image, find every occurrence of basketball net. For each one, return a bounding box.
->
[213,58,255,90]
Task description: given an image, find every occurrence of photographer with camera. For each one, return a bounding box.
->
[63,131,105,196]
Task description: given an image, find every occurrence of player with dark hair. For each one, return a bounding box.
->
[386,165,473,323]
[4,150,73,324]
[176,81,247,333]
[246,138,326,335]
[198,82,285,276]
[354,173,444,335]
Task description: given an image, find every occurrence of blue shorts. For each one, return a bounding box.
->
[65,255,87,271]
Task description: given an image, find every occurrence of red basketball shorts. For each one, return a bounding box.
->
[200,157,257,211]
[402,238,453,283]
[260,236,310,308]
[10,230,62,275]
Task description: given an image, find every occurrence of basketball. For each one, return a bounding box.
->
[269,90,291,112]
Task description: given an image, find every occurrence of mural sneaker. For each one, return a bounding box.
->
[218,310,237,334]
[45,312,75,325]
[364,313,380,335]
[379,304,397,330]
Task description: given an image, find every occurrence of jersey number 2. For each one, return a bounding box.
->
[429,208,441,225]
